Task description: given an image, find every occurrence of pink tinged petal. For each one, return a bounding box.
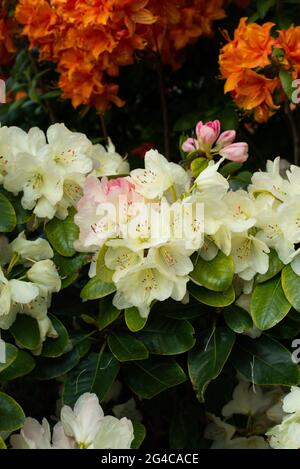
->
[195,121,204,138]
[216,130,236,148]
[182,138,198,152]
[219,142,249,163]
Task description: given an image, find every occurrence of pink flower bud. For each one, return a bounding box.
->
[182,138,198,152]
[196,120,221,146]
[216,130,236,148]
[219,142,249,162]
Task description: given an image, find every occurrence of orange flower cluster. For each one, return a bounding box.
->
[219,17,300,123]
[145,0,225,69]
[16,0,225,111]
[0,4,16,65]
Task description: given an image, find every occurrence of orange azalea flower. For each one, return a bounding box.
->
[220,17,275,79]
[277,26,300,74]
[16,0,225,110]
[0,5,16,65]
[219,17,284,123]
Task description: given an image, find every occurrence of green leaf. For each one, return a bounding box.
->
[41,314,69,358]
[96,245,114,283]
[10,315,41,350]
[188,283,235,307]
[0,350,35,381]
[280,68,293,101]
[0,436,6,449]
[124,357,187,399]
[125,307,147,332]
[169,401,204,449]
[136,317,195,355]
[282,265,300,312]
[132,422,146,449]
[231,335,300,385]
[0,343,18,373]
[98,297,120,330]
[269,314,300,339]
[0,392,25,432]
[45,208,79,257]
[188,326,235,402]
[33,347,81,380]
[256,250,284,284]
[190,251,234,292]
[0,193,16,232]
[251,277,291,330]
[257,0,276,18]
[224,305,253,334]
[63,351,120,407]
[81,277,116,301]
[190,158,208,177]
[220,162,242,177]
[108,332,149,362]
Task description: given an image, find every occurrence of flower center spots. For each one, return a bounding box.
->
[0,155,8,175]
[54,149,76,164]
[141,269,158,292]
[116,253,132,270]
[28,172,44,189]
[161,248,176,267]
[236,238,251,260]
[64,181,83,202]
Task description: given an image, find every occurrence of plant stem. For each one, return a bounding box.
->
[156,57,171,161]
[30,54,56,124]
[284,102,300,166]
[99,112,108,146]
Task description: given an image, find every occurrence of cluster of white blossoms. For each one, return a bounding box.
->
[74,146,300,317]
[0,124,129,220]
[2,122,300,319]
[205,380,285,449]
[267,386,300,449]
[11,393,134,449]
[0,232,61,349]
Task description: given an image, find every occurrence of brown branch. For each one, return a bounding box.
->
[284,102,300,166]
[98,112,108,146]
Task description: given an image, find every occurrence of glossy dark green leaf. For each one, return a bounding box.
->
[10,315,40,350]
[0,350,35,381]
[132,422,146,449]
[99,297,120,330]
[282,265,300,312]
[124,357,186,399]
[0,343,18,373]
[125,307,147,332]
[251,277,291,330]
[63,351,120,406]
[224,305,253,334]
[256,250,284,284]
[0,392,25,432]
[231,335,300,385]
[0,193,16,232]
[41,314,69,358]
[33,347,81,380]
[188,326,235,402]
[188,283,235,307]
[136,317,195,355]
[81,277,116,300]
[45,208,79,257]
[190,251,234,292]
[108,332,148,362]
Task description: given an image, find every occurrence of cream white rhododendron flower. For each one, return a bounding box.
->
[11,393,134,449]
[0,124,130,220]
[89,138,129,177]
[0,233,60,345]
[267,387,300,449]
[130,149,189,199]
[222,381,273,418]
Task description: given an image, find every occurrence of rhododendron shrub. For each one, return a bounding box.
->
[2,0,300,453]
